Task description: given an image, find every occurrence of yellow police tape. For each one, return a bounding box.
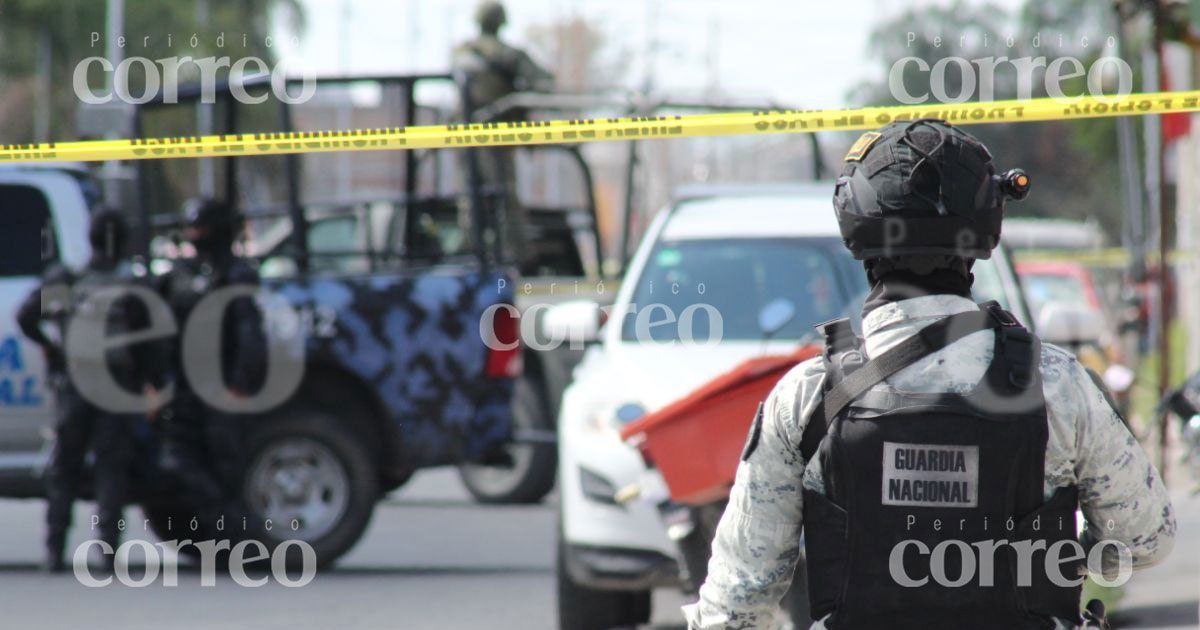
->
[4,90,1200,163]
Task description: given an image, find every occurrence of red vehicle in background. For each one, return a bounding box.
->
[1015,260,1135,414]
[1016,261,1105,316]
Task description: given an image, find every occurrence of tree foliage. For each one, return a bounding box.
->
[0,0,304,142]
[847,0,1136,242]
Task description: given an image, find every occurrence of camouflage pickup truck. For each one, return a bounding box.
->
[0,75,563,565]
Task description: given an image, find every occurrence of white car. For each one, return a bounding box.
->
[554,184,1033,630]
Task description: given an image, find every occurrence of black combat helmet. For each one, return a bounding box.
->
[88,207,129,262]
[476,1,507,33]
[832,119,1030,271]
[182,197,243,255]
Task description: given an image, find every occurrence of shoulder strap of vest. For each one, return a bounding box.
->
[799,318,861,461]
[822,307,999,424]
[984,301,1037,389]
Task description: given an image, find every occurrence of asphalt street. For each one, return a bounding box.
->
[0,470,687,630]
[0,471,1193,630]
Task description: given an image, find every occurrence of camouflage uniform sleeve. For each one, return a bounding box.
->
[683,358,825,630]
[1058,351,1176,576]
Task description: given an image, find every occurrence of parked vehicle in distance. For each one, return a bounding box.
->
[1015,260,1133,410]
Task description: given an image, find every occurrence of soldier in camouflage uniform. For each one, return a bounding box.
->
[684,120,1175,629]
[18,210,161,572]
[452,1,554,272]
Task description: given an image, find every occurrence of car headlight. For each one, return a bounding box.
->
[584,401,646,437]
[615,403,646,424]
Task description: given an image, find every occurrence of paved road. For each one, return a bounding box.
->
[0,471,1194,630]
[1115,488,1200,630]
[0,470,687,630]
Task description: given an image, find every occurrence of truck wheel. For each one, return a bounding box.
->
[458,375,557,504]
[240,406,379,567]
[557,537,651,630]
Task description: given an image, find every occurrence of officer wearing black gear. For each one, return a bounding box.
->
[156,198,266,525]
[18,209,159,572]
[685,120,1174,630]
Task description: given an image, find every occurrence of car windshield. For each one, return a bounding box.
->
[1021,272,1089,319]
[620,237,867,343]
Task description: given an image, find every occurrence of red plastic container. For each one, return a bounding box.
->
[620,345,821,505]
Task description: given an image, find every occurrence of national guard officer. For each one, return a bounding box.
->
[684,120,1175,629]
[452,1,555,119]
[156,198,265,527]
[452,1,555,272]
[18,209,160,572]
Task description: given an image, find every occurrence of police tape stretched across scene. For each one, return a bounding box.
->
[4,89,1200,163]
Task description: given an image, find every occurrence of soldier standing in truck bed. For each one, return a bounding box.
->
[452,1,554,273]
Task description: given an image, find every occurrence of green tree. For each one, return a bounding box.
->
[847,0,1134,242]
[0,0,304,143]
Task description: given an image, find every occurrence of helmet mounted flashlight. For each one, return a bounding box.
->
[998,168,1031,202]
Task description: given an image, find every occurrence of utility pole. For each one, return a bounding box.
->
[34,30,51,142]
[196,0,215,197]
[102,0,129,213]
[337,0,353,198]
[1114,3,1146,283]
[1151,0,1173,476]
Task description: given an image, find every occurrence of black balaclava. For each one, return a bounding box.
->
[87,208,129,269]
[183,198,240,262]
[861,256,974,318]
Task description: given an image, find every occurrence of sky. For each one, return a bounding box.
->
[274,0,1026,110]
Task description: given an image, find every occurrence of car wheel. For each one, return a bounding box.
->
[458,374,557,504]
[557,536,651,630]
[240,406,379,567]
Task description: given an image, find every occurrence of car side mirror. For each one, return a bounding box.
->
[543,299,604,347]
[758,298,796,338]
[1035,301,1105,346]
[258,256,299,279]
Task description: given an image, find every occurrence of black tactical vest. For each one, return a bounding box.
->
[64,262,141,381]
[799,302,1082,630]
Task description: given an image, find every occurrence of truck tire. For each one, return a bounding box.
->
[458,374,557,504]
[240,406,379,567]
[557,537,651,630]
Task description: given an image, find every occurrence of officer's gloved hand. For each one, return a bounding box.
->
[1081,599,1108,629]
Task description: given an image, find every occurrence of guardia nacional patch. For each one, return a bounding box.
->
[844,131,882,162]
